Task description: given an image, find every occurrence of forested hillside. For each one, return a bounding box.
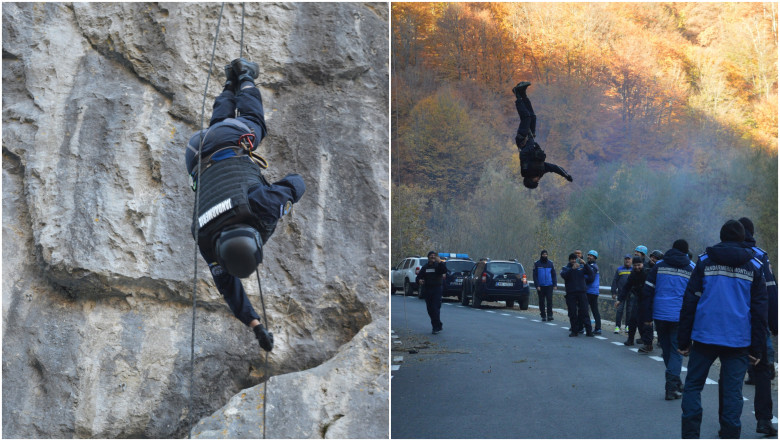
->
[392,2,778,278]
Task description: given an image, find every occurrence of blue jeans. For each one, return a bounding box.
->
[681,342,749,439]
[655,320,683,391]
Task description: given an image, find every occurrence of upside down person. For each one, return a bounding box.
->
[186,58,305,352]
[512,81,573,189]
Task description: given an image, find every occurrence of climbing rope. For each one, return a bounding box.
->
[189,3,272,439]
[189,3,225,439]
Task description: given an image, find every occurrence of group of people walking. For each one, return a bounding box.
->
[531,218,777,438]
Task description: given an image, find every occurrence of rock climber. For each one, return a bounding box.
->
[186,58,305,352]
[512,81,573,189]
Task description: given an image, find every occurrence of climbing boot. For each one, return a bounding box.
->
[638,344,654,354]
[223,63,238,92]
[253,324,274,352]
[665,389,682,400]
[512,81,531,98]
[231,57,259,84]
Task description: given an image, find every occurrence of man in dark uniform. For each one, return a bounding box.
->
[678,220,767,439]
[533,250,557,321]
[585,250,602,335]
[611,254,632,333]
[511,82,573,189]
[187,58,305,352]
[616,256,651,347]
[560,253,594,337]
[738,217,778,436]
[417,251,447,334]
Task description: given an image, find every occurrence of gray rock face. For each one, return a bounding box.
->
[2,3,388,438]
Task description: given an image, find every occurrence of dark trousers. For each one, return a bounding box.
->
[681,343,749,439]
[514,95,536,147]
[424,285,443,331]
[752,334,774,422]
[565,292,591,334]
[655,320,683,392]
[587,293,601,331]
[615,295,629,328]
[537,286,554,318]
[201,249,260,327]
[210,86,267,138]
[627,295,653,343]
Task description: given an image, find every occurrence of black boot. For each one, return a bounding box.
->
[223,64,238,92]
[253,324,274,352]
[757,419,778,436]
[231,57,259,84]
[512,81,531,98]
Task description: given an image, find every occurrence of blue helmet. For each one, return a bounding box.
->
[635,245,647,255]
[587,250,598,258]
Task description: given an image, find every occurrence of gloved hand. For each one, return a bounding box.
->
[566,173,573,182]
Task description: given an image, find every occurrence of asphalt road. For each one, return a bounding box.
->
[391,294,777,439]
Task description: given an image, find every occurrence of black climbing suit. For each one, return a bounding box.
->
[514,93,572,182]
[187,84,305,327]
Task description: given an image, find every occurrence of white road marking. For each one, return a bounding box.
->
[486,311,497,314]
[501,313,511,316]
[393,356,403,363]
[531,319,541,322]
[517,316,527,319]
[612,342,624,346]
[629,348,639,353]
[649,356,664,362]
[705,378,717,385]
[546,323,557,326]
[681,367,687,372]
[392,365,400,371]
[394,340,401,345]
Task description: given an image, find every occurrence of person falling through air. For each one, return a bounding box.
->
[186,58,305,352]
[512,81,573,189]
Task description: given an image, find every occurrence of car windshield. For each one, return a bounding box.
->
[487,262,523,275]
[446,261,475,273]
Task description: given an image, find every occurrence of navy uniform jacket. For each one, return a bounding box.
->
[617,267,650,303]
[533,259,557,287]
[638,248,695,323]
[744,234,778,335]
[416,262,447,288]
[560,261,594,294]
[678,242,767,355]
[611,264,632,298]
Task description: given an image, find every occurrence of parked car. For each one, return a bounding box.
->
[391,256,426,296]
[442,258,476,300]
[461,260,530,309]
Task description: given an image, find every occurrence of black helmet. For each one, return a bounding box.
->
[215,225,263,278]
[650,250,664,260]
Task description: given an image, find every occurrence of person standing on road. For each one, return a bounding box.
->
[533,250,557,321]
[416,251,448,335]
[611,254,633,333]
[585,250,602,334]
[560,253,594,337]
[616,256,651,347]
[638,239,694,398]
[635,245,648,265]
[678,220,767,439]
[738,217,778,436]
[649,250,664,269]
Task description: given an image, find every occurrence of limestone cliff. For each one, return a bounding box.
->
[2,2,388,438]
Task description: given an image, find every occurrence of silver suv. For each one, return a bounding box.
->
[391,256,426,296]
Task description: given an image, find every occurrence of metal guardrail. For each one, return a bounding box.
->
[529,281,612,295]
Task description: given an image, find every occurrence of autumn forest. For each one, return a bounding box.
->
[391,2,778,278]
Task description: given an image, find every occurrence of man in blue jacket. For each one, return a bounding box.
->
[560,253,594,337]
[585,250,602,334]
[678,220,768,439]
[533,250,557,321]
[738,217,778,436]
[639,239,695,398]
[611,254,632,333]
